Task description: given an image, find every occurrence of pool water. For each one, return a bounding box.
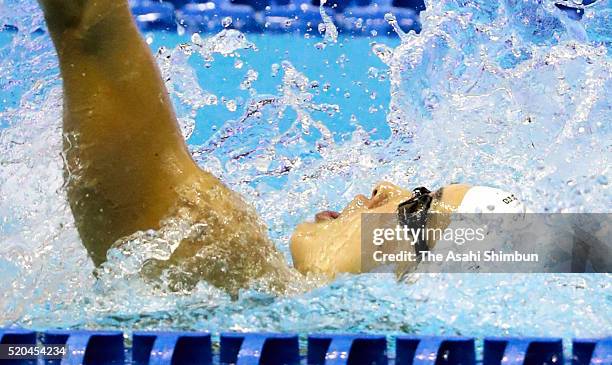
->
[0,0,610,344]
[148,32,399,142]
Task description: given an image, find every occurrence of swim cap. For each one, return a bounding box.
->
[457,186,528,214]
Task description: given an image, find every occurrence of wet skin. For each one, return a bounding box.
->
[290,182,471,276]
[38,0,472,293]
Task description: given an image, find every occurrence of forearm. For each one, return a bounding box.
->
[38,0,87,32]
[39,0,132,54]
[39,0,191,165]
[38,0,208,268]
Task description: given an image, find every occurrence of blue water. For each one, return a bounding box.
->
[147,32,399,144]
[0,0,610,345]
[142,31,399,190]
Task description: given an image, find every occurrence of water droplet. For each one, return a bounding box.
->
[226,100,237,112]
[372,43,393,64]
[596,175,608,185]
[318,0,338,43]
[442,350,450,361]
[384,12,408,40]
[191,32,202,45]
[206,95,218,105]
[240,69,259,90]
[222,17,233,28]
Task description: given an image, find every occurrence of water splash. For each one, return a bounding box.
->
[155,29,256,139]
[368,0,611,213]
[384,12,409,41]
[0,0,610,339]
[318,0,338,44]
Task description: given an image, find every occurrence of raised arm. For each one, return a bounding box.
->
[38,0,294,295]
[39,0,204,265]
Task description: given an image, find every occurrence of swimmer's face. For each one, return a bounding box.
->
[289,181,414,276]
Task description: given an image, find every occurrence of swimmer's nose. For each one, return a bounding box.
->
[369,183,393,208]
[368,181,409,208]
[315,210,340,222]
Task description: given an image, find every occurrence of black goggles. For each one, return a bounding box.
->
[397,186,433,258]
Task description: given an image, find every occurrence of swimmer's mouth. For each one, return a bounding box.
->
[315,210,340,222]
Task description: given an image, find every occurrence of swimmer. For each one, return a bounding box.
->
[38,0,529,293]
[290,183,528,275]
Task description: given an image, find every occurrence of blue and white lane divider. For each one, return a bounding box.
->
[307,334,387,365]
[129,0,422,34]
[1,329,611,365]
[395,336,475,365]
[129,0,599,34]
[177,2,262,33]
[131,1,177,30]
[0,0,589,34]
[132,332,212,365]
[220,333,299,365]
[40,330,125,365]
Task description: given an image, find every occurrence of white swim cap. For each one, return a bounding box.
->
[457,186,528,214]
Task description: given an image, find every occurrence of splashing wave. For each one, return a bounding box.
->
[0,0,610,338]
